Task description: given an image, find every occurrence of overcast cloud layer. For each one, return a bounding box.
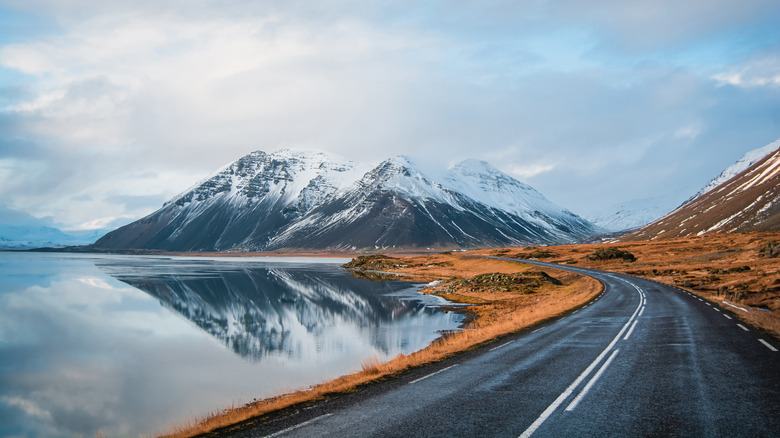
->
[1,0,779,230]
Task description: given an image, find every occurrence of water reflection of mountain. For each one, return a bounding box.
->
[96,258,461,360]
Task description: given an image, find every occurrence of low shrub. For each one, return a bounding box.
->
[586,247,636,262]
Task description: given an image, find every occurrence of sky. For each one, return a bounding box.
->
[1,0,779,231]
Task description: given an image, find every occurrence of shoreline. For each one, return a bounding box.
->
[162,253,602,437]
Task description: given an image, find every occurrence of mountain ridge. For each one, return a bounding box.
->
[94,149,602,251]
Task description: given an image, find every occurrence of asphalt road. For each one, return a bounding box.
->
[229,258,780,438]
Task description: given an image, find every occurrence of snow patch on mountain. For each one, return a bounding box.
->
[446,160,545,214]
[693,137,780,199]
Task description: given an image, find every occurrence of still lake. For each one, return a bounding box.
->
[0,252,463,437]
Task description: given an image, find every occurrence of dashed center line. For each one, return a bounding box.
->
[737,324,749,331]
[723,314,732,320]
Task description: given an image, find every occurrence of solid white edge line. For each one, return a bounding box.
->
[518,279,642,438]
[409,364,458,384]
[758,339,778,352]
[623,320,639,340]
[737,324,749,331]
[565,349,620,411]
[490,340,515,351]
[722,300,749,312]
[265,413,334,438]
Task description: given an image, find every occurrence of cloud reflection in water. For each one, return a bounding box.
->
[0,253,462,437]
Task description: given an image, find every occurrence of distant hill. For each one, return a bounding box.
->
[93,149,602,252]
[624,143,780,240]
[585,189,691,233]
[0,205,109,249]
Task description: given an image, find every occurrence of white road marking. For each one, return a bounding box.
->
[722,300,749,312]
[623,320,639,340]
[265,413,333,437]
[638,306,646,317]
[409,364,458,384]
[706,303,712,306]
[490,340,515,352]
[565,349,621,412]
[519,279,643,438]
[698,298,704,301]
[532,328,542,334]
[758,339,778,352]
[737,324,749,331]
[723,314,732,320]
[714,308,720,312]
[572,310,579,314]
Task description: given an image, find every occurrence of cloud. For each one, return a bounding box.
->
[0,0,779,227]
[508,163,556,179]
[548,0,780,50]
[713,53,780,88]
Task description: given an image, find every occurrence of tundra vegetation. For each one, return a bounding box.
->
[476,232,780,338]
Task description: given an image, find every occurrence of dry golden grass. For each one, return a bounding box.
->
[473,231,780,338]
[162,254,600,438]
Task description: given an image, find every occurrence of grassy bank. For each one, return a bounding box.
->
[162,254,601,437]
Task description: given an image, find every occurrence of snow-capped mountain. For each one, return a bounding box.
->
[585,189,692,233]
[94,149,601,251]
[691,138,780,200]
[625,143,780,240]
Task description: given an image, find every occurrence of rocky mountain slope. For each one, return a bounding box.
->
[94,150,601,251]
[624,143,780,240]
[692,138,780,200]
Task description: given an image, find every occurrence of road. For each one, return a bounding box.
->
[230,258,780,437]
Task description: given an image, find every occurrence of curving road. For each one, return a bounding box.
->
[229,258,780,437]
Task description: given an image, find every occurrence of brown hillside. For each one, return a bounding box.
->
[624,145,780,240]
